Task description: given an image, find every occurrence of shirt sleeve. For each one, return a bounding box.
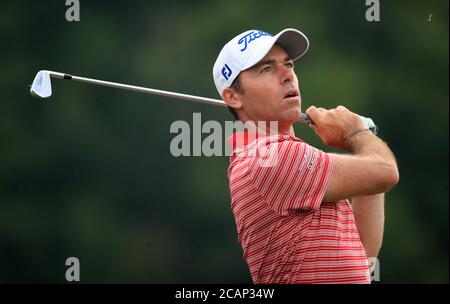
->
[248,137,334,216]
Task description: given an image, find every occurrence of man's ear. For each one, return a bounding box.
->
[221,87,243,110]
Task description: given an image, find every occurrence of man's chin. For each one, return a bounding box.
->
[271,109,301,132]
[284,107,302,123]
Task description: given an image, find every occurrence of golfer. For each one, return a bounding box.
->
[212,29,399,283]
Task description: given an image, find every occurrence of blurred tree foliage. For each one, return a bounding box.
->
[0,0,448,283]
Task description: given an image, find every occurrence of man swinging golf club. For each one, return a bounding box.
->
[213,28,399,283]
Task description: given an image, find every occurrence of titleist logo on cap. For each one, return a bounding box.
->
[238,31,272,51]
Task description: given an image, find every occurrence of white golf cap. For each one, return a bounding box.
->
[213,28,309,96]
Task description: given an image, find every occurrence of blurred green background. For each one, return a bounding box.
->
[0,0,448,283]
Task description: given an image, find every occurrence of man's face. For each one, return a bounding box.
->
[235,44,302,128]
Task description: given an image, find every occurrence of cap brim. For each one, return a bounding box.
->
[274,28,309,61]
[243,28,309,71]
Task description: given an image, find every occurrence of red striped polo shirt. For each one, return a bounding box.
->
[227,132,370,284]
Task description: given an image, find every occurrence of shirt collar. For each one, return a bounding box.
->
[226,129,304,152]
[226,131,261,150]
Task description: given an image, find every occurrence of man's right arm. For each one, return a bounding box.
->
[305,106,399,202]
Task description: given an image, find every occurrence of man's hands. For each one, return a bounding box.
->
[306,105,399,202]
[305,105,366,150]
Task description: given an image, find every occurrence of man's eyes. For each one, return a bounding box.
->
[260,62,294,73]
[285,62,294,68]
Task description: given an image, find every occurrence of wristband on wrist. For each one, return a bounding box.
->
[345,128,372,148]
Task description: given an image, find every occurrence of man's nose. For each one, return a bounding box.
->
[280,66,294,84]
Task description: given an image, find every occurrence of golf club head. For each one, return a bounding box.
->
[30,70,52,98]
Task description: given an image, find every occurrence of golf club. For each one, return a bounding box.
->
[29,70,377,133]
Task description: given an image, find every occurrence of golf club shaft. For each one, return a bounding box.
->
[46,71,312,124]
[49,72,227,106]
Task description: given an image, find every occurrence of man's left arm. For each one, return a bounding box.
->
[352,193,385,272]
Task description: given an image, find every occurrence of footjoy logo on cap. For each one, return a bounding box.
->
[221,64,232,80]
[238,31,272,51]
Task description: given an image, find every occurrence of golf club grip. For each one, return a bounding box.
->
[298,113,311,124]
[298,113,378,135]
